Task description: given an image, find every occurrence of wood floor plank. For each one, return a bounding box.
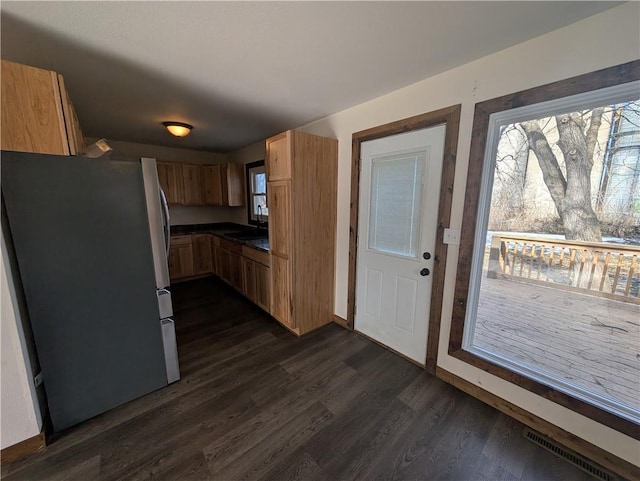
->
[1,276,611,481]
[257,449,324,481]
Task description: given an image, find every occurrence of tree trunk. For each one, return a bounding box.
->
[554,112,602,242]
[520,112,603,243]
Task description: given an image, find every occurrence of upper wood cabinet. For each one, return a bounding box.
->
[203,165,223,205]
[203,163,245,206]
[265,130,338,335]
[224,163,246,207]
[1,59,85,156]
[266,131,291,181]
[182,164,205,205]
[157,161,184,204]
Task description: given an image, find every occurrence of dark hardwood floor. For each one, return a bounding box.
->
[2,277,597,480]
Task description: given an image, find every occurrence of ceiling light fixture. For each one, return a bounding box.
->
[163,121,193,137]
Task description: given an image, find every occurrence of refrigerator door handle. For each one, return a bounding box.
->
[161,318,180,384]
[159,186,171,258]
[141,158,171,289]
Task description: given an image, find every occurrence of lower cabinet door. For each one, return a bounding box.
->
[217,248,231,284]
[242,258,257,303]
[270,254,292,327]
[255,262,271,313]
[192,234,212,275]
[168,243,194,280]
[229,252,243,291]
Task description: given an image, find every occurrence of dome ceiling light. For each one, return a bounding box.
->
[163,121,193,137]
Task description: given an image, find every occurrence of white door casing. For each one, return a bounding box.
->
[355,125,446,364]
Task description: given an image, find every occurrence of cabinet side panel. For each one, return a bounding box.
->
[56,74,85,155]
[1,60,69,155]
[291,132,338,333]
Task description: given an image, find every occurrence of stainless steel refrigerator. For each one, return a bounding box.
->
[1,151,180,432]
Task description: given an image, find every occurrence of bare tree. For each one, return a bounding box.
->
[520,108,605,242]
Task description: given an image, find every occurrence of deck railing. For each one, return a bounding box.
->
[487,234,640,304]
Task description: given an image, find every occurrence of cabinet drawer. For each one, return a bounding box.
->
[171,235,192,246]
[242,245,270,267]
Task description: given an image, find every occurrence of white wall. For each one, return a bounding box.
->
[89,138,243,225]
[231,3,640,466]
[1,239,41,450]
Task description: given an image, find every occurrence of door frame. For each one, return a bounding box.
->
[347,105,461,374]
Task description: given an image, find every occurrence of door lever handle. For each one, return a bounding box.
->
[420,268,430,276]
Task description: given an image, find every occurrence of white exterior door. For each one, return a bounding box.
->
[355,125,445,364]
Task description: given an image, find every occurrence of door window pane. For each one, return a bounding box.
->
[368,150,425,258]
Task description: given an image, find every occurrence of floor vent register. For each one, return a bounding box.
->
[522,427,618,481]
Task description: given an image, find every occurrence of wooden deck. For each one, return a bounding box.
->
[474,274,640,413]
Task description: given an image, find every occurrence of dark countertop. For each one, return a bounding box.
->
[170,222,269,252]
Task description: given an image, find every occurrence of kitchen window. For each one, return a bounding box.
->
[450,61,640,439]
[246,160,268,226]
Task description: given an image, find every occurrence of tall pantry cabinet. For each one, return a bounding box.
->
[266,130,337,335]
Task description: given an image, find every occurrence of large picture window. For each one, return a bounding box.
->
[450,61,640,439]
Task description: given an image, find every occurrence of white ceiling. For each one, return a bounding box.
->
[1,1,620,153]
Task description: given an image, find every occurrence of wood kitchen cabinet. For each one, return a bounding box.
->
[210,234,220,275]
[182,164,205,205]
[266,130,337,335]
[241,257,257,302]
[265,131,291,181]
[254,262,271,313]
[157,162,184,205]
[211,234,271,313]
[192,234,212,275]
[168,235,194,280]
[216,247,231,284]
[229,252,243,292]
[203,163,245,206]
[217,237,243,290]
[203,165,223,205]
[1,59,85,156]
[242,245,271,313]
[57,75,86,155]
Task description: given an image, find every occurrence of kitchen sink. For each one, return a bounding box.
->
[225,230,268,241]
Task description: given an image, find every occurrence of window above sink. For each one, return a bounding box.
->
[246,160,268,227]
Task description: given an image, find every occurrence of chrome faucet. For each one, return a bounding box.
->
[257,204,263,232]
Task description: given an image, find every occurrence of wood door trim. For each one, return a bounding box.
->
[347,105,462,375]
[436,367,640,481]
